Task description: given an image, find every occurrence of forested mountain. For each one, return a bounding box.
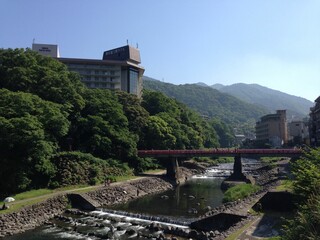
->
[210,83,313,120]
[143,77,269,132]
[0,49,226,195]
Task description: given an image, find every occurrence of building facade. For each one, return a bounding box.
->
[288,120,309,145]
[32,44,144,98]
[309,96,320,146]
[255,110,288,147]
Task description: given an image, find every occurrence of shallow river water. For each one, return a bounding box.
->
[5,161,260,239]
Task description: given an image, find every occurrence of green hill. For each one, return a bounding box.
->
[211,83,313,120]
[143,77,269,129]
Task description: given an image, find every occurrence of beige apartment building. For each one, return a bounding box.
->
[255,110,288,147]
[309,96,320,146]
[32,43,144,98]
[288,120,309,145]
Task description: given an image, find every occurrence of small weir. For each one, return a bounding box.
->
[5,159,264,239]
[97,209,191,226]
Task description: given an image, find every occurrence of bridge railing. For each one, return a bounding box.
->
[137,148,302,157]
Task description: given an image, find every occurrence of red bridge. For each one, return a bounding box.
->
[138,148,302,181]
[138,148,302,158]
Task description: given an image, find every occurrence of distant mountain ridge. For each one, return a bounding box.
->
[210,83,312,119]
[143,76,268,127]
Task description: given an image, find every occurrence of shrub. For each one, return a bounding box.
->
[49,151,133,188]
[223,184,261,203]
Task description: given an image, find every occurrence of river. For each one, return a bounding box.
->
[4,160,260,239]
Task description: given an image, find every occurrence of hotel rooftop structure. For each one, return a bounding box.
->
[32,43,144,98]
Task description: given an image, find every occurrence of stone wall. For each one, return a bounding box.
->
[0,195,68,238]
[0,175,178,238]
[86,176,175,206]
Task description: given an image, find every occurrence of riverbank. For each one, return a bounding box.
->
[0,161,284,239]
[0,167,194,238]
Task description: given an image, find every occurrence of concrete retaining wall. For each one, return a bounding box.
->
[253,191,296,212]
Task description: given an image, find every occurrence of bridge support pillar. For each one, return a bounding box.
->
[221,154,252,190]
[166,157,180,181]
[228,155,247,181]
[233,155,244,179]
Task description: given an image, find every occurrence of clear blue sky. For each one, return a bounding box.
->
[1,0,319,101]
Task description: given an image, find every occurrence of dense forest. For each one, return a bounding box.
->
[143,76,269,135]
[0,49,235,196]
[211,83,312,119]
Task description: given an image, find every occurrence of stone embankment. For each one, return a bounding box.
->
[0,196,68,238]
[86,176,176,206]
[0,164,280,239]
[189,165,282,239]
[0,168,193,238]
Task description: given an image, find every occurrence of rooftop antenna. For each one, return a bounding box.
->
[32,38,35,44]
[136,43,139,49]
[126,39,129,45]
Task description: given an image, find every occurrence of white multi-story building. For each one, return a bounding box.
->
[32,44,144,98]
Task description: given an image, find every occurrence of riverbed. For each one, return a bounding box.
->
[4,160,262,239]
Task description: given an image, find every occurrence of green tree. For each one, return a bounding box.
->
[141,90,219,150]
[0,115,56,194]
[141,115,176,149]
[282,192,320,240]
[74,89,137,161]
[0,48,85,112]
[115,91,149,135]
[0,89,70,141]
[210,118,235,147]
[291,147,320,198]
[0,89,70,194]
[282,147,320,239]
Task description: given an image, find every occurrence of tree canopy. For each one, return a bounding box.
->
[0,48,222,195]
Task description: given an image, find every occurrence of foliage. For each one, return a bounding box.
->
[140,90,219,150]
[141,115,177,149]
[223,184,261,203]
[275,180,294,192]
[291,147,320,198]
[143,78,268,135]
[215,82,312,119]
[0,88,70,140]
[50,152,133,187]
[71,89,137,164]
[282,192,320,240]
[115,90,149,135]
[0,89,70,194]
[282,147,320,239]
[134,157,161,174]
[209,118,235,147]
[0,48,226,196]
[0,48,85,112]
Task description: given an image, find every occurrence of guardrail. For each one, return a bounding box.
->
[138,148,302,157]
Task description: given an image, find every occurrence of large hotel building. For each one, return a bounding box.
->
[32,43,144,98]
[255,110,288,147]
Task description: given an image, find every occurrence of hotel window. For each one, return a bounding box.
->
[129,69,138,94]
